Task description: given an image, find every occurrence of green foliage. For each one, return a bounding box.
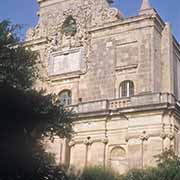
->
[119,150,180,180]
[0,20,73,179]
[80,166,119,180]
[0,20,38,90]
[61,150,180,180]
[0,82,73,178]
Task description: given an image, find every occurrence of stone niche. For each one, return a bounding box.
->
[48,47,85,76]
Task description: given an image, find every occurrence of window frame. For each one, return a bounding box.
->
[59,90,72,106]
[119,80,134,98]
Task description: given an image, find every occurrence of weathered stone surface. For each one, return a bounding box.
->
[26,0,180,174]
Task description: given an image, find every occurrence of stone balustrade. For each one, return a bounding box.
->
[109,98,130,109]
[66,93,178,114]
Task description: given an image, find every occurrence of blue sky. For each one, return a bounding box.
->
[0,0,179,42]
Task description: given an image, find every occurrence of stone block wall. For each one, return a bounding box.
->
[26,0,180,173]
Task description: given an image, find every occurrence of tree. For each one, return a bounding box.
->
[0,20,73,179]
[0,20,37,90]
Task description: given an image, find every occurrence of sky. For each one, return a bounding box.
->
[0,0,179,42]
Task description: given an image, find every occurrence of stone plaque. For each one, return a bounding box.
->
[49,48,84,76]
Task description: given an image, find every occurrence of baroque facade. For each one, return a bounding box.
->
[26,0,180,173]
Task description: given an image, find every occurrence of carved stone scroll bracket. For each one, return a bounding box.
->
[101,137,109,144]
[68,140,75,147]
[26,25,41,41]
[102,7,124,24]
[160,132,167,140]
[160,131,175,151]
[167,132,175,141]
[125,135,130,143]
[160,132,174,141]
[125,131,149,142]
[139,131,149,141]
[83,138,93,146]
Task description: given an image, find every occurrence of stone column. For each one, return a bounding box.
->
[83,138,93,167]
[101,137,109,168]
[139,131,149,168]
[161,132,175,151]
[68,140,75,166]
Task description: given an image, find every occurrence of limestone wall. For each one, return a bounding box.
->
[26,0,180,173]
[173,43,180,100]
[26,0,180,102]
[69,109,179,173]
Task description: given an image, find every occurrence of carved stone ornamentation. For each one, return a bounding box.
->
[125,135,130,142]
[83,138,93,145]
[160,132,167,139]
[27,0,123,43]
[102,8,123,23]
[167,133,175,140]
[160,132,174,140]
[69,140,75,147]
[139,131,149,141]
[101,137,109,144]
[26,25,40,41]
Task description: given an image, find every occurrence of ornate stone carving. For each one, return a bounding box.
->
[102,8,123,23]
[167,132,175,140]
[83,138,93,145]
[27,0,123,42]
[26,28,35,41]
[69,140,75,147]
[160,132,167,139]
[125,135,129,142]
[101,137,109,144]
[26,24,41,41]
[160,132,174,140]
[125,131,149,142]
[139,131,149,141]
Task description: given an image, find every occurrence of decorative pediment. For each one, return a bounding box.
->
[26,0,124,42]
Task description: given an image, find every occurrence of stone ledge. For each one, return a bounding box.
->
[66,93,178,115]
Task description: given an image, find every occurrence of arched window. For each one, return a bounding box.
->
[120,80,134,98]
[110,146,128,173]
[59,90,72,106]
[110,146,126,161]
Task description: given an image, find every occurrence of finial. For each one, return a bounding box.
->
[140,0,151,11]
[139,0,156,15]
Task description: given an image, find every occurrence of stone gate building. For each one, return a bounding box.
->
[26,0,180,173]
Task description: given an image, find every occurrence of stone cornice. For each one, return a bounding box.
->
[89,13,165,34]
[25,37,47,47]
[125,131,175,142]
[66,93,178,119]
[70,103,172,121]
[68,137,109,146]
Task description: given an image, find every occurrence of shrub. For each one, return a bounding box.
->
[80,166,119,180]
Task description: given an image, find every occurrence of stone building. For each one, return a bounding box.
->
[26,0,180,173]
